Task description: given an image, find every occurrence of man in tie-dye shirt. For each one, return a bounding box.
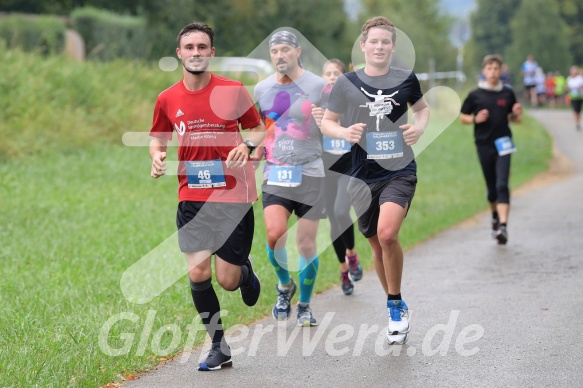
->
[254,30,327,327]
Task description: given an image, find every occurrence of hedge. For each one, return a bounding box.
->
[70,7,148,61]
[0,13,66,54]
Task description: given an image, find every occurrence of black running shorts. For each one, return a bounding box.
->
[347,175,417,238]
[176,201,254,265]
[261,175,326,220]
[572,99,582,114]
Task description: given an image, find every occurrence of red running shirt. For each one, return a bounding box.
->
[150,74,261,203]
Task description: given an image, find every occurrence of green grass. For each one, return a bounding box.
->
[0,44,178,160]
[0,117,551,387]
[406,113,551,247]
[0,49,553,387]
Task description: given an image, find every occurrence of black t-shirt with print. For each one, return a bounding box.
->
[460,87,517,147]
[327,68,423,184]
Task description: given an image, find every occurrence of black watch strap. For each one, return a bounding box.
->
[243,140,256,154]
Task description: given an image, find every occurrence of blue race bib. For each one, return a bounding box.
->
[186,160,226,188]
[366,131,403,160]
[494,136,516,156]
[323,135,351,155]
[267,165,302,187]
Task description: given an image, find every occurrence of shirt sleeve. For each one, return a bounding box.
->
[507,90,517,114]
[237,85,262,130]
[149,95,173,140]
[408,73,423,105]
[253,84,266,119]
[460,92,475,115]
[319,83,331,108]
[327,74,347,114]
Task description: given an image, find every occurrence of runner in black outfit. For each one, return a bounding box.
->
[322,16,430,345]
[321,58,363,295]
[460,54,523,244]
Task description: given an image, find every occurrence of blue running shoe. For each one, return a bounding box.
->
[272,279,296,320]
[198,342,232,371]
[386,299,409,345]
[296,303,318,327]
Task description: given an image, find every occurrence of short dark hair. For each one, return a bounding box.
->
[482,54,503,68]
[177,21,214,48]
[361,16,396,44]
[323,58,346,73]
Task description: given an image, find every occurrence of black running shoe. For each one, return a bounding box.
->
[198,342,232,371]
[240,255,261,307]
[491,217,500,239]
[495,225,508,245]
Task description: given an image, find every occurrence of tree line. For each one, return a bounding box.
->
[467,0,582,77]
[0,0,458,73]
[2,0,580,77]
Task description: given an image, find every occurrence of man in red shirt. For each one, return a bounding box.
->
[149,21,265,371]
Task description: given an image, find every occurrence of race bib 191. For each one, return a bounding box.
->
[366,131,403,159]
[186,160,226,188]
[267,165,302,187]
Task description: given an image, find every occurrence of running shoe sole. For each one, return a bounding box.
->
[386,331,408,345]
[342,288,354,295]
[298,321,318,327]
[297,318,318,327]
[198,360,233,371]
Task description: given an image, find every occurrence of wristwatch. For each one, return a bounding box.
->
[243,140,256,154]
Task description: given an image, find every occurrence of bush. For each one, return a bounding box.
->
[0,13,65,54]
[70,7,148,61]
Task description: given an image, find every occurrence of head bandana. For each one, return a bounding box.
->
[269,31,302,68]
[269,31,299,48]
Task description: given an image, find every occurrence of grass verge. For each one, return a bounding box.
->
[0,112,551,386]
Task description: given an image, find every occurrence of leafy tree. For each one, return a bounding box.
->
[506,0,571,76]
[555,0,583,65]
[139,0,210,59]
[142,0,354,65]
[1,0,356,66]
[251,0,353,64]
[0,0,60,14]
[466,0,521,69]
[359,0,457,72]
[0,0,142,15]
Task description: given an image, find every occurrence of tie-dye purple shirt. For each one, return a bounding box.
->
[254,71,327,177]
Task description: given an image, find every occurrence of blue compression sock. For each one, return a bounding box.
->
[298,255,319,303]
[266,244,290,285]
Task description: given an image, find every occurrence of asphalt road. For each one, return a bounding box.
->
[124,110,583,387]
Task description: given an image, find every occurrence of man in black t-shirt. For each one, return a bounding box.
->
[460,54,522,245]
[322,16,429,345]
